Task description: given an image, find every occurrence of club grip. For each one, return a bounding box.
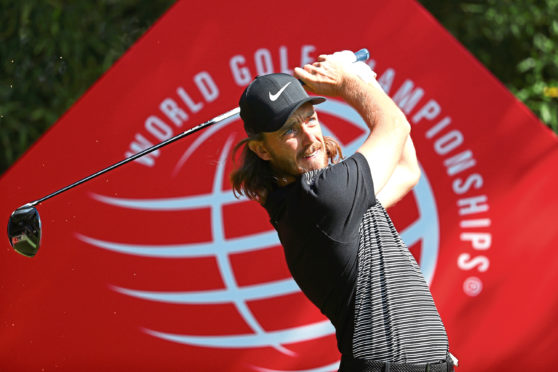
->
[298,48,369,86]
[354,48,370,62]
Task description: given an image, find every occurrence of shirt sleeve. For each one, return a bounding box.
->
[300,152,376,242]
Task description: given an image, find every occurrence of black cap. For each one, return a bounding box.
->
[239,73,326,135]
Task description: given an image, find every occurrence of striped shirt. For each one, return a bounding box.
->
[353,203,448,362]
[264,152,448,362]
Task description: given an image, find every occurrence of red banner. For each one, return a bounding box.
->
[2,0,558,370]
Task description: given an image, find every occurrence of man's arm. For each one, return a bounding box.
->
[376,134,421,208]
[294,53,410,196]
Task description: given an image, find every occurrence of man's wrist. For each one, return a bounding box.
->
[339,73,373,106]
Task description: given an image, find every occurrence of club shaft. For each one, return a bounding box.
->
[26,48,370,208]
[30,107,241,207]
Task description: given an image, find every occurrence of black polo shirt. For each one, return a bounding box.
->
[264,152,375,353]
[264,152,448,362]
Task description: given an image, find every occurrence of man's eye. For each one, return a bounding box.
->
[284,127,296,136]
[304,118,317,128]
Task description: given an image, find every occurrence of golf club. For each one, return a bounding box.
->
[7,48,370,257]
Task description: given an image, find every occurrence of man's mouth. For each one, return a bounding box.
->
[302,144,322,159]
[303,149,319,158]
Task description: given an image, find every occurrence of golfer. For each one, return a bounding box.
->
[231,51,454,372]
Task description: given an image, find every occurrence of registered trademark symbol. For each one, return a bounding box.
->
[463,276,483,296]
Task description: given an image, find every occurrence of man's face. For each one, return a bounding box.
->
[251,103,328,178]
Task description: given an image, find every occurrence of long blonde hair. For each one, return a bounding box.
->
[230,135,344,204]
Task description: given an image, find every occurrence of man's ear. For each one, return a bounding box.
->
[248,140,272,161]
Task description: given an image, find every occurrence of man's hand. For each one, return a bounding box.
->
[293,53,352,97]
[294,51,379,97]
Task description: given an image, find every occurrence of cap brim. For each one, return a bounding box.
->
[272,96,326,132]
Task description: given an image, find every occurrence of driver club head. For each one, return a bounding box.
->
[7,205,42,257]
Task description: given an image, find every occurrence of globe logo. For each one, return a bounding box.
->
[76,100,440,371]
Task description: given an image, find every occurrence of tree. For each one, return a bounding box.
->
[1,1,556,175]
[419,0,558,132]
[0,0,174,174]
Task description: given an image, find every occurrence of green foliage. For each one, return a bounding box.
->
[0,0,174,174]
[1,1,557,175]
[418,0,558,132]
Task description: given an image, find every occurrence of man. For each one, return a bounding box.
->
[231,51,453,372]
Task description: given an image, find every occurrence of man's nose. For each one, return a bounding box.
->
[300,124,317,145]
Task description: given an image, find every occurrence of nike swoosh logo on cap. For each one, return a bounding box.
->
[269,82,292,101]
